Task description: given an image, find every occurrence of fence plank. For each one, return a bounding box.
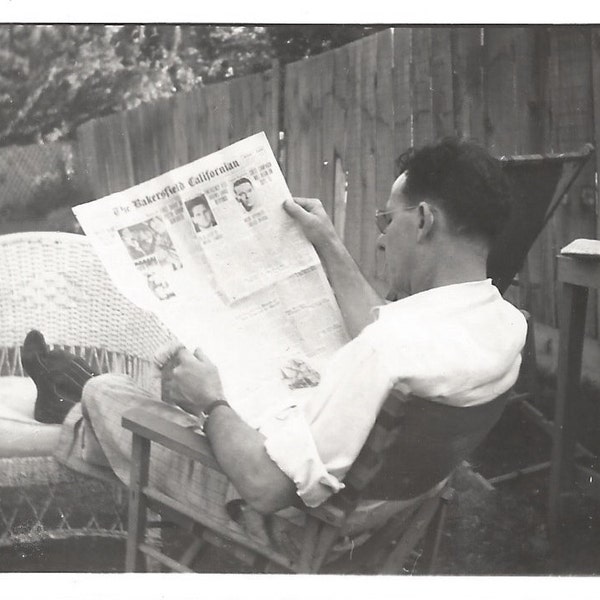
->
[483,27,521,156]
[77,113,135,198]
[331,42,352,238]
[452,27,484,143]
[319,52,336,215]
[514,29,547,312]
[268,63,282,155]
[392,27,413,158]
[591,27,600,338]
[411,28,434,146]
[170,92,193,165]
[202,80,232,151]
[546,27,596,337]
[283,61,301,193]
[431,27,455,138]
[513,30,542,155]
[358,33,379,282]
[153,96,184,175]
[343,39,363,264]
[182,87,209,161]
[484,27,529,308]
[532,28,559,327]
[295,55,315,198]
[137,103,163,184]
[76,119,104,198]
[308,54,325,204]
[375,30,395,288]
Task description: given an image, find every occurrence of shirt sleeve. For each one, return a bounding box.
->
[259,404,345,507]
[258,323,395,508]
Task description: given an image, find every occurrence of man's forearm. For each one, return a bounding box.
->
[203,405,297,514]
[316,236,385,338]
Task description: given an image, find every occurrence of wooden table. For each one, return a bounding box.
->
[548,250,600,534]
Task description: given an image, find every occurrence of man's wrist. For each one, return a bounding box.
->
[199,399,230,434]
[315,234,349,263]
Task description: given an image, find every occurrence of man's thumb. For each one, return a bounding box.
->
[282,198,301,216]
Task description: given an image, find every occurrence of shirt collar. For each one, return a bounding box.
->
[373,279,496,320]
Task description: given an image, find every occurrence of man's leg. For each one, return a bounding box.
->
[81,373,194,483]
[81,374,237,532]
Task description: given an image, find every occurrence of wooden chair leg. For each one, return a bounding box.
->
[419,488,454,573]
[380,495,442,575]
[296,518,321,573]
[548,283,588,536]
[349,502,422,573]
[309,525,339,573]
[125,433,151,572]
[520,311,541,402]
[179,537,206,568]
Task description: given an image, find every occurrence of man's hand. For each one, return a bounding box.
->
[171,347,226,417]
[151,341,186,405]
[283,197,339,250]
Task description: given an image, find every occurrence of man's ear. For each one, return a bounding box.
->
[416,202,435,242]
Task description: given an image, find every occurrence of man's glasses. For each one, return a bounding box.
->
[375,205,418,234]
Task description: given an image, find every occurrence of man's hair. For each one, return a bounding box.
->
[233,177,253,189]
[401,137,511,241]
[186,195,209,213]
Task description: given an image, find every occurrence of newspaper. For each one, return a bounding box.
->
[73,132,349,425]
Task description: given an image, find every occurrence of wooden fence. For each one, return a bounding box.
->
[71,26,600,340]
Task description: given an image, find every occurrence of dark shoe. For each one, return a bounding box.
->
[22,330,98,424]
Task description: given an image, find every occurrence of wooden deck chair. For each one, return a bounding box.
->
[122,389,510,574]
[483,144,594,483]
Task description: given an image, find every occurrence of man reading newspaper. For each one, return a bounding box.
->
[23,138,526,555]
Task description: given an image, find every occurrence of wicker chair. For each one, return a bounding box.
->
[0,231,172,550]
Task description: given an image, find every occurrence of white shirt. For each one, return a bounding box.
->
[258,280,528,507]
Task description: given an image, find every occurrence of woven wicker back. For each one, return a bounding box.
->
[0,232,172,384]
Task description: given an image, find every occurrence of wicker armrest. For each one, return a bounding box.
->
[122,407,222,471]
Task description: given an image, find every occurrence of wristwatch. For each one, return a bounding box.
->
[197,399,230,434]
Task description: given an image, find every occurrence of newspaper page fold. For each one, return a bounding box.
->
[73,132,349,425]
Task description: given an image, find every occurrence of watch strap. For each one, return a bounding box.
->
[199,399,230,433]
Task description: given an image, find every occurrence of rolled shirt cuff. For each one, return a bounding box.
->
[259,404,344,508]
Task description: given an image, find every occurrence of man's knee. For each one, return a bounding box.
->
[81,373,137,418]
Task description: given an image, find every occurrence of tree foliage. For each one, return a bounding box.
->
[0,24,379,146]
[0,25,275,146]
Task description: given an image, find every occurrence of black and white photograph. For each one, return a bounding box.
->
[0,13,598,598]
[233,176,258,212]
[185,194,218,232]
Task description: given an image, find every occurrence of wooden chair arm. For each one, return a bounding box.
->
[122,407,222,472]
[122,407,349,527]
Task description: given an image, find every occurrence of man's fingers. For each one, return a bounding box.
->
[282,198,304,218]
[174,347,214,368]
[293,197,322,209]
[175,348,196,365]
[153,341,185,368]
[283,197,321,217]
